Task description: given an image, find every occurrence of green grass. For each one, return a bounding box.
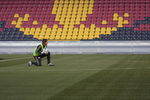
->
[0,54,150,100]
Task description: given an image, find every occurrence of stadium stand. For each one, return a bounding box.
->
[0,0,150,41]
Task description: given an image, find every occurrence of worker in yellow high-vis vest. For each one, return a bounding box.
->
[28,39,54,66]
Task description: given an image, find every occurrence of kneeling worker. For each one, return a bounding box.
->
[28,39,54,66]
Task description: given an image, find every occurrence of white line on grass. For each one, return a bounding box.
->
[0,57,32,62]
[0,67,149,72]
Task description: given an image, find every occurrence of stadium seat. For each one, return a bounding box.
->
[0,0,149,41]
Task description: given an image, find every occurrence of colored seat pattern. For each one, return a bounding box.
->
[0,0,150,41]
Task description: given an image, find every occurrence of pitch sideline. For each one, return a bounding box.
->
[0,57,32,62]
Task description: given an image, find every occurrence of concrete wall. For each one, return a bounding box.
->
[0,41,150,54]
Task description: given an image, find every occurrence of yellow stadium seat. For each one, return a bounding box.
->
[113,17,118,21]
[18,18,23,21]
[35,28,41,33]
[118,24,123,27]
[101,27,106,32]
[35,31,40,34]
[95,28,100,34]
[118,17,123,21]
[113,13,119,21]
[88,10,93,14]
[17,21,22,25]
[89,0,94,3]
[60,17,65,21]
[41,28,46,32]
[19,28,24,31]
[45,32,50,35]
[49,35,55,40]
[42,24,48,29]
[55,35,61,40]
[77,35,83,39]
[79,30,84,35]
[25,28,30,31]
[85,0,89,3]
[89,32,94,35]
[106,28,111,34]
[58,28,62,33]
[40,31,46,35]
[30,31,34,35]
[59,21,65,24]
[60,35,66,40]
[62,30,67,34]
[35,32,40,35]
[112,27,117,31]
[51,28,56,32]
[90,24,96,28]
[74,0,79,3]
[23,17,28,21]
[11,21,16,25]
[124,13,129,17]
[44,35,49,39]
[81,18,86,21]
[24,28,29,35]
[66,35,72,40]
[85,28,89,32]
[113,13,118,17]
[31,28,35,31]
[118,21,123,27]
[46,28,51,33]
[75,21,80,24]
[84,32,89,36]
[24,31,29,35]
[24,14,30,18]
[73,28,79,35]
[15,24,21,28]
[83,35,88,39]
[89,35,94,39]
[80,0,84,3]
[106,27,111,31]
[95,35,99,38]
[102,20,107,24]
[33,35,39,38]
[72,35,77,40]
[53,24,58,28]
[51,31,57,35]
[89,28,95,34]
[72,9,77,12]
[80,24,85,28]
[39,35,44,40]
[56,31,62,35]
[14,14,19,18]
[124,20,129,24]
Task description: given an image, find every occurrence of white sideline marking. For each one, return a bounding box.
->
[0,57,32,62]
[0,67,149,72]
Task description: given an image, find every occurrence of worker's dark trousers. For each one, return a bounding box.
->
[32,52,51,66]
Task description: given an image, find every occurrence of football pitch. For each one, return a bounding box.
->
[0,54,150,100]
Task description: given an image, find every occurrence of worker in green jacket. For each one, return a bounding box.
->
[28,39,54,66]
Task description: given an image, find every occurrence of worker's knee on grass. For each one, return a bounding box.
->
[37,64,42,66]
